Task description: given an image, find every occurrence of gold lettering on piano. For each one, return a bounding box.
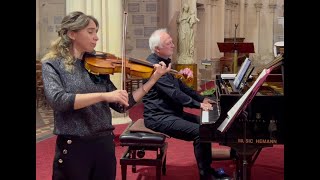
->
[237,119,266,123]
[255,139,277,144]
[237,139,254,143]
[237,139,277,144]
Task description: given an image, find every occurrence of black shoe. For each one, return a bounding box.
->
[210,168,231,180]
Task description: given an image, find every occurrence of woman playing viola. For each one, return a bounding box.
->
[40,11,171,180]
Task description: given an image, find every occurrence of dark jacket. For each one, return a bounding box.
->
[142,53,204,126]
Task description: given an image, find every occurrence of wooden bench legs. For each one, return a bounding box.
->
[120,142,168,180]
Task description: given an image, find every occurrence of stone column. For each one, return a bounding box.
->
[167,0,180,62]
[225,0,231,37]
[205,0,213,59]
[106,1,122,55]
[215,0,225,56]
[243,0,248,38]
[230,0,238,38]
[269,1,277,54]
[254,0,263,54]
[212,0,222,58]
[239,0,246,37]
[167,0,180,29]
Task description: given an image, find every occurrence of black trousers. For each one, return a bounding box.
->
[52,133,116,180]
[146,112,213,175]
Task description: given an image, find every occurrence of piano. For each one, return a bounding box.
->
[200,56,284,180]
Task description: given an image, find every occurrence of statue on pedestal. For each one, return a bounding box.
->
[177,3,199,64]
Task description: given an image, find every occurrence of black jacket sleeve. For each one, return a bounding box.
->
[155,73,204,109]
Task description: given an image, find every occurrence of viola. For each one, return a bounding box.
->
[84,51,124,75]
[84,51,180,79]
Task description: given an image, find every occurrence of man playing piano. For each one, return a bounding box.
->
[142,28,230,180]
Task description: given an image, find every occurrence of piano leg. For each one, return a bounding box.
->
[232,145,263,180]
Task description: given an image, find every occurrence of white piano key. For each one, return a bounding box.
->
[201,110,209,123]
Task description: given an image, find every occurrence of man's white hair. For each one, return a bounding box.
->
[149,28,167,53]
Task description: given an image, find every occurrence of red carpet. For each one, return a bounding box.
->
[36,123,283,180]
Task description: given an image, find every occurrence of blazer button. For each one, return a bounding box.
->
[63,149,68,154]
[58,159,63,163]
[67,140,72,144]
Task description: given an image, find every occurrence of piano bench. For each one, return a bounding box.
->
[119,119,168,180]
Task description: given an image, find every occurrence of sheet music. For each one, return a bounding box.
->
[242,66,255,83]
[217,68,271,132]
[233,58,251,89]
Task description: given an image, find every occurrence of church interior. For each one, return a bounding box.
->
[36,0,285,179]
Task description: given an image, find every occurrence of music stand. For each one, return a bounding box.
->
[217,42,255,73]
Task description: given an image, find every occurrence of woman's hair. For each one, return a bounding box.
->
[41,11,99,72]
[149,28,167,53]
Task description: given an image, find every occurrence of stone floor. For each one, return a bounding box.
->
[36,100,131,143]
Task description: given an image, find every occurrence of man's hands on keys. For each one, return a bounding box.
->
[201,97,216,111]
[200,102,213,111]
[203,97,216,104]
